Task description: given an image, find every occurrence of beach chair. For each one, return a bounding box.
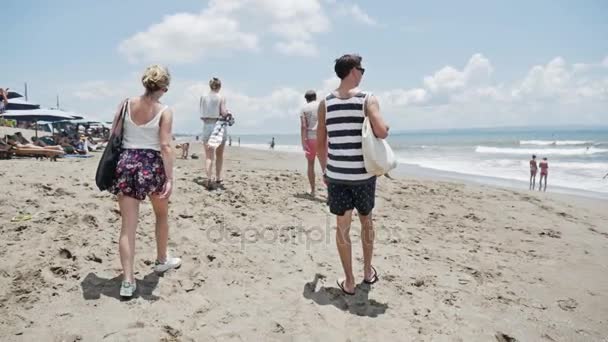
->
[11,147,64,161]
[3,135,65,161]
[0,140,12,159]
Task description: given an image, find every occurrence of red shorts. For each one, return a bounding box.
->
[304,139,316,161]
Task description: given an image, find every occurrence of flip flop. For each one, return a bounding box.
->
[336,280,355,296]
[363,266,379,285]
[11,214,32,222]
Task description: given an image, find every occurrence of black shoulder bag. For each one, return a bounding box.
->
[95,100,128,191]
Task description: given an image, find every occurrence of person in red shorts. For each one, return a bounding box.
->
[539,157,549,192]
[529,154,538,190]
[300,90,321,197]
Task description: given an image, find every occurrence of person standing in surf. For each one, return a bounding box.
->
[538,157,549,192]
[529,155,538,190]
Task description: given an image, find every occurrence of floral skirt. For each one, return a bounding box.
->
[109,149,166,200]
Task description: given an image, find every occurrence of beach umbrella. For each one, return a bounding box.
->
[6,97,41,110]
[2,108,81,137]
[6,91,24,99]
[3,108,79,122]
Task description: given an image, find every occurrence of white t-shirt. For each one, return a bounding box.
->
[300,100,320,140]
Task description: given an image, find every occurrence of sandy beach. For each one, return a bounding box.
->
[0,143,607,341]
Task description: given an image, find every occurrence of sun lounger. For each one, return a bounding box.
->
[0,141,12,159]
[3,136,65,161]
[64,154,93,159]
[13,148,64,160]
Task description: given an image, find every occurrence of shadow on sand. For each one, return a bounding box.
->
[302,273,388,317]
[80,272,161,301]
[293,192,327,204]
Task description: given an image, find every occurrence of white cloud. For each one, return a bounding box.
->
[275,40,318,56]
[73,81,121,101]
[65,54,608,133]
[335,3,378,27]
[119,0,331,62]
[423,53,493,93]
[380,54,608,129]
[119,11,258,64]
[348,4,378,27]
[378,88,429,107]
[513,57,570,99]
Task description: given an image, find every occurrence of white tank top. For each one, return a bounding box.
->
[201,92,222,119]
[122,101,168,151]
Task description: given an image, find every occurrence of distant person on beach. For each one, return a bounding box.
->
[238,137,240,146]
[529,155,538,190]
[0,88,8,116]
[108,65,181,298]
[539,157,549,192]
[228,136,232,146]
[176,142,189,159]
[300,90,321,196]
[270,137,275,149]
[317,54,389,295]
[200,77,229,189]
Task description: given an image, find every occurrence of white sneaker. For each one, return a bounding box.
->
[154,257,182,273]
[120,281,137,297]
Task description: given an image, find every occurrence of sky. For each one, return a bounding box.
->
[3,0,608,134]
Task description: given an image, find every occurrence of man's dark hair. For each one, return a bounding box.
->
[334,54,362,79]
[304,90,317,102]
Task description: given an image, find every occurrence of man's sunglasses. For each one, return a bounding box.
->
[356,66,365,75]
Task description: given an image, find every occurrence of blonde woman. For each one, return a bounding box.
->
[200,77,228,189]
[109,65,181,298]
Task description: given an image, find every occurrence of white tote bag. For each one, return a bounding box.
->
[361,96,397,175]
[207,121,226,149]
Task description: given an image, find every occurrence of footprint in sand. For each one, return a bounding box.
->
[54,334,83,342]
[162,325,182,339]
[463,213,485,223]
[538,229,561,239]
[81,214,98,228]
[557,298,578,311]
[495,332,518,342]
[85,253,102,263]
[59,248,75,260]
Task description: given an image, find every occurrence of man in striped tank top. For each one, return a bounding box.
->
[317,54,390,295]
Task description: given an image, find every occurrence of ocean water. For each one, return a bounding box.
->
[188,127,608,198]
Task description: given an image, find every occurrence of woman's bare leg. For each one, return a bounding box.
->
[150,195,169,262]
[336,211,355,293]
[118,195,140,283]
[204,143,215,182]
[215,142,226,181]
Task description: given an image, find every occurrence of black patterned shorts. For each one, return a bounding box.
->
[327,178,376,216]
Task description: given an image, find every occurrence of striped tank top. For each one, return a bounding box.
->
[325,91,375,184]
